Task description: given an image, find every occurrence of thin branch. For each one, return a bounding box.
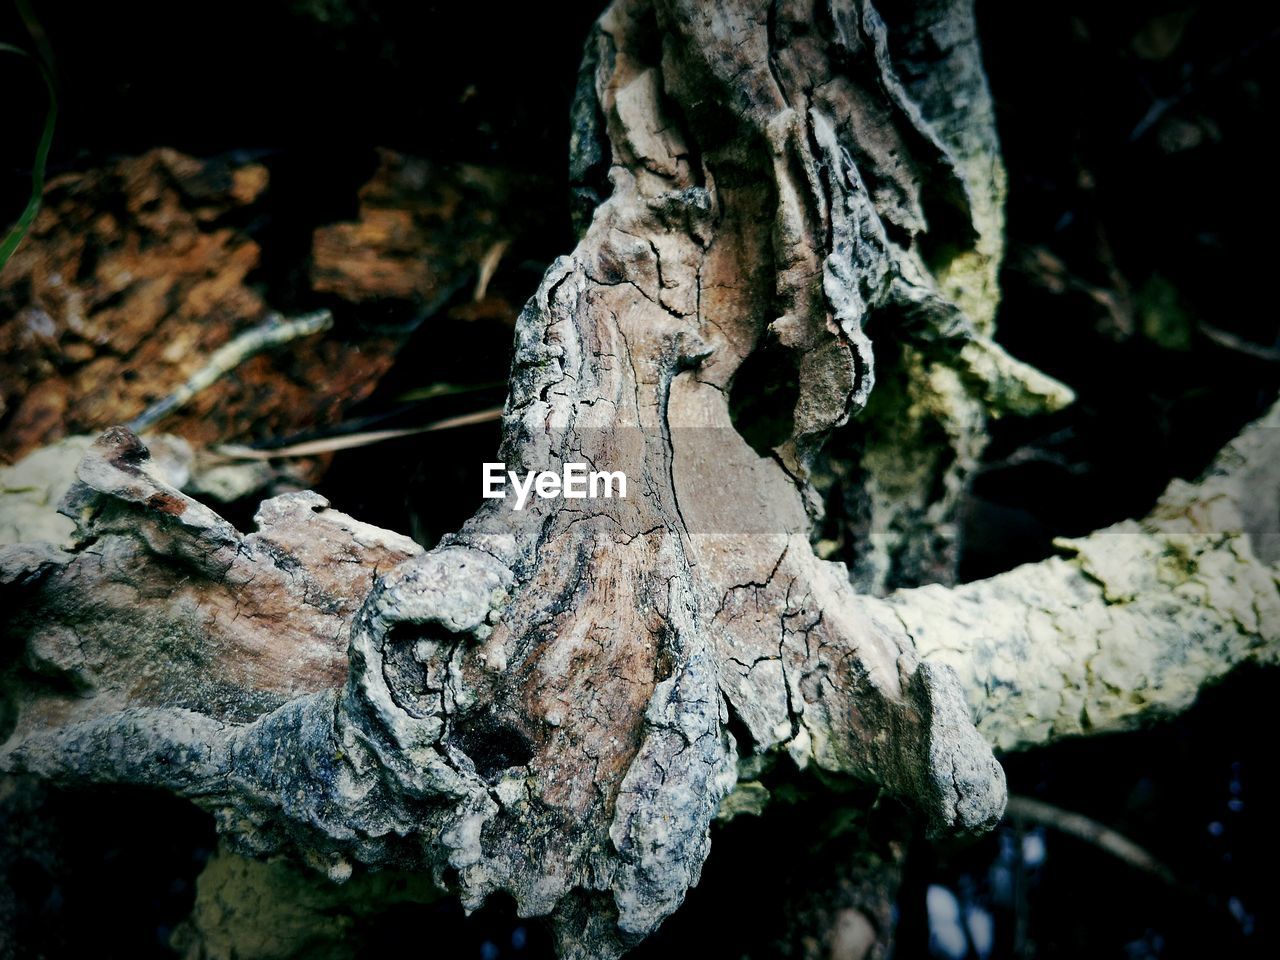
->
[127,310,333,432]
[899,397,1280,752]
[1199,321,1280,363]
[474,239,510,301]
[211,406,503,459]
[1005,795,1176,885]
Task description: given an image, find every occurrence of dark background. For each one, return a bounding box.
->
[2,0,1279,957]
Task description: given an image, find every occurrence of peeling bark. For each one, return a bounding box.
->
[1,1,1276,958]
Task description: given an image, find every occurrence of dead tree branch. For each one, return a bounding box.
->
[1,1,1275,957]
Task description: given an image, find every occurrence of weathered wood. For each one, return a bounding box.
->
[1,427,420,729]
[901,398,1280,751]
[1,1,1276,958]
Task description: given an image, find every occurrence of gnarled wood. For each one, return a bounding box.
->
[1,1,1275,958]
[901,398,1280,751]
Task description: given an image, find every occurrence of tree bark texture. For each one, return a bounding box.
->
[1,1,1277,958]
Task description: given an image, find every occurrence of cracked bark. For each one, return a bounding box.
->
[1,1,1277,957]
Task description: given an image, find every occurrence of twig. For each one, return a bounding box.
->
[1129,26,1280,143]
[977,447,1087,477]
[212,406,503,460]
[1005,794,1176,885]
[474,239,510,301]
[397,380,506,402]
[127,310,333,432]
[1198,322,1280,363]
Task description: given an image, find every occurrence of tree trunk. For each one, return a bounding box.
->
[2,1,1277,958]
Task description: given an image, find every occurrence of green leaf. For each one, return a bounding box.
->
[0,2,58,272]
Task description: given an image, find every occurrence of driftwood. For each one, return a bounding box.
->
[2,1,1277,957]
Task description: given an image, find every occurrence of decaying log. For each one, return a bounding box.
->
[1,1,1276,958]
[0,149,379,464]
[311,148,531,322]
[0,146,526,471]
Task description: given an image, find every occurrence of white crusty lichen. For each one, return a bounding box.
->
[895,400,1280,751]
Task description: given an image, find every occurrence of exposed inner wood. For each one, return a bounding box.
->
[1,2,1276,959]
